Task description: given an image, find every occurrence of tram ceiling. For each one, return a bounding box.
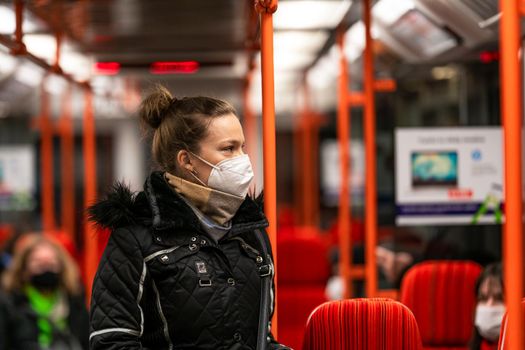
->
[0,0,511,118]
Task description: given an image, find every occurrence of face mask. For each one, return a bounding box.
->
[30,271,60,291]
[475,304,506,342]
[189,153,254,198]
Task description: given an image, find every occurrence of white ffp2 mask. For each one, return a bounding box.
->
[475,304,505,342]
[190,153,254,198]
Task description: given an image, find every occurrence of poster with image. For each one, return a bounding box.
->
[0,146,35,210]
[395,128,503,225]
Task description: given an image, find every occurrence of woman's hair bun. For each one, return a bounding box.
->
[139,84,174,129]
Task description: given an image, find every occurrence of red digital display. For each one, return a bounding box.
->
[94,62,120,75]
[150,61,199,74]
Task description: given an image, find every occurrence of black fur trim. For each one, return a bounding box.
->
[87,172,268,235]
[87,182,138,230]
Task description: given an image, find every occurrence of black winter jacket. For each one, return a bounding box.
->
[89,172,288,350]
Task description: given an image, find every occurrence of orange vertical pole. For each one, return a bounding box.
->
[337,31,352,299]
[40,79,56,232]
[255,0,278,332]
[60,86,75,242]
[363,0,378,297]
[83,87,98,303]
[499,1,524,349]
[53,32,62,72]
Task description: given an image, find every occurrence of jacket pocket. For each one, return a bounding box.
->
[145,244,200,280]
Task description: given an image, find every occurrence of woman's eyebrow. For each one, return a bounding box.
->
[219,139,243,145]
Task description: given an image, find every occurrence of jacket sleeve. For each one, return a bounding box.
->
[89,227,148,350]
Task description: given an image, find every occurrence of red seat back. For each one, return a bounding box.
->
[400,261,482,348]
[277,233,330,350]
[303,298,423,350]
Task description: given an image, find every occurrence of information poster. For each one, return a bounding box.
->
[395,128,503,225]
[0,146,35,210]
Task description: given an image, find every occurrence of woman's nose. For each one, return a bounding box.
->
[235,148,245,156]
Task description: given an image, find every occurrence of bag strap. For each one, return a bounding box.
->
[254,229,273,350]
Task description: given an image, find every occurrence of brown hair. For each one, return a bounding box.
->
[139,85,237,174]
[2,235,82,295]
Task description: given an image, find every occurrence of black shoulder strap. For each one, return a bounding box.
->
[254,229,273,350]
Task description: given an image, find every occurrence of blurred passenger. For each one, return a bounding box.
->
[376,245,414,285]
[88,85,290,349]
[1,235,89,349]
[469,263,504,350]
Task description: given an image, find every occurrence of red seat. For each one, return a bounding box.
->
[497,298,525,350]
[303,298,423,350]
[400,261,482,350]
[277,233,330,350]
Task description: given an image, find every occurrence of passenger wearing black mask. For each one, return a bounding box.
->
[1,235,89,350]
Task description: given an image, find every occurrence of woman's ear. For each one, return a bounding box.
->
[177,150,193,172]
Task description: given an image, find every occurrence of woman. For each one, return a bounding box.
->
[469,263,504,350]
[1,235,89,349]
[89,86,289,349]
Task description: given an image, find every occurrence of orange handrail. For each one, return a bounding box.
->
[363,0,378,298]
[59,86,75,243]
[336,31,353,299]
[39,79,56,232]
[12,0,25,55]
[83,88,98,303]
[255,0,279,333]
[499,0,524,349]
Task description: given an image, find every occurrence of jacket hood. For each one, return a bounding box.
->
[88,171,268,235]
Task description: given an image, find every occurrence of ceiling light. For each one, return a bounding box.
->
[431,66,457,80]
[389,10,456,57]
[274,31,329,54]
[14,62,45,87]
[373,0,415,26]
[0,51,17,77]
[62,52,93,80]
[274,0,352,30]
[44,74,67,95]
[23,34,56,64]
[344,21,379,61]
[0,5,44,34]
[307,45,339,89]
[275,52,316,71]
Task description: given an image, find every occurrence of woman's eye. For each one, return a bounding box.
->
[223,146,234,152]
